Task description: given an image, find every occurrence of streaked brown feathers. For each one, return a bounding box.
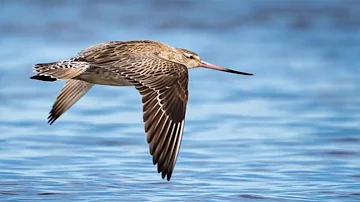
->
[31,40,192,181]
[48,80,94,124]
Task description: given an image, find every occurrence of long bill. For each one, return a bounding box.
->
[200,61,253,76]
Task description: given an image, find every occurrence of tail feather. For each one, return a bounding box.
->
[30,60,89,81]
[30,75,57,81]
[30,62,59,81]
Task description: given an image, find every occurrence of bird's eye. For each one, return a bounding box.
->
[189,55,195,59]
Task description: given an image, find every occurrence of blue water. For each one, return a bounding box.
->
[1,0,360,201]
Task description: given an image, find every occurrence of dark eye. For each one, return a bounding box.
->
[189,55,195,59]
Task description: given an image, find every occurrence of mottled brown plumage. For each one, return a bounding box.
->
[30,40,253,181]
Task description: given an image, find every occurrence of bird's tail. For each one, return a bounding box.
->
[30,62,59,81]
[30,60,89,81]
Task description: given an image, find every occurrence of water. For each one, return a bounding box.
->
[1,0,360,201]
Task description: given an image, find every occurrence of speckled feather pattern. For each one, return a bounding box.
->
[30,40,200,181]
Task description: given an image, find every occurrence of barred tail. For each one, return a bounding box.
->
[30,60,89,81]
[30,62,59,81]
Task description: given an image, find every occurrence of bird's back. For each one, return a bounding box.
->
[78,40,172,60]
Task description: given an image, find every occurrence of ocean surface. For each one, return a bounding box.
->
[1,0,360,201]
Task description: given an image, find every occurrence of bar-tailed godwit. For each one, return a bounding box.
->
[30,40,253,181]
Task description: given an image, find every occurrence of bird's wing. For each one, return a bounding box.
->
[48,80,94,124]
[91,53,189,181]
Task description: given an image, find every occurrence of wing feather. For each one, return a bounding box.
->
[96,54,189,181]
[79,43,189,181]
[48,80,94,124]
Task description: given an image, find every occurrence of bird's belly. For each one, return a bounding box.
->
[77,69,133,86]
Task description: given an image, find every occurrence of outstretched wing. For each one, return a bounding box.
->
[92,53,189,181]
[48,80,94,124]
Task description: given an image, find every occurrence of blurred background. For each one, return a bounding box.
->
[1,0,360,201]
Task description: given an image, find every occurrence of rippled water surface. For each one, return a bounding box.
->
[1,0,360,201]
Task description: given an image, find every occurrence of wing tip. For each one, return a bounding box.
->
[166,172,172,181]
[47,109,59,125]
[156,161,173,181]
[160,170,173,181]
[47,115,57,125]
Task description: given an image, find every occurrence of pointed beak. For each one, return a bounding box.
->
[200,61,253,76]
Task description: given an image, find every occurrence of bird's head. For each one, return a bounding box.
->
[177,48,253,76]
[176,48,202,68]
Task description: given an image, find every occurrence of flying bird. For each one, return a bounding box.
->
[30,40,253,181]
